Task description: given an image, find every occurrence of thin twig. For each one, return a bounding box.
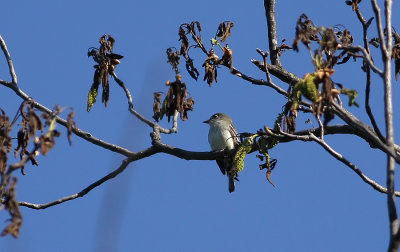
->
[0,34,18,84]
[332,102,400,163]
[19,155,138,209]
[352,6,386,142]
[309,133,400,196]
[273,130,400,196]
[111,71,178,134]
[341,45,384,76]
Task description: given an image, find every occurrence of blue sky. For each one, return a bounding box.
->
[1,0,400,251]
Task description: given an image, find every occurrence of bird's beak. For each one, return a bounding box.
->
[203,119,210,124]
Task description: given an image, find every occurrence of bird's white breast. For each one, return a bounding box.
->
[208,123,235,151]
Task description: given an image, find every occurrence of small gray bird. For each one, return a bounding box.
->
[203,113,240,193]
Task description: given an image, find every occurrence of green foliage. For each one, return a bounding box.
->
[341,88,359,107]
[87,84,98,112]
[231,134,258,179]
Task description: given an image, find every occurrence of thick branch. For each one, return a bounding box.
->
[18,122,400,210]
[249,59,400,163]
[264,0,281,66]
[251,59,301,84]
[372,0,398,250]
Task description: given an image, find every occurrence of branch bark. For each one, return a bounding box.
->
[371,0,399,251]
[264,0,281,66]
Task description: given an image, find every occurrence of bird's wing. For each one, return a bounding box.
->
[216,159,226,175]
[229,122,241,147]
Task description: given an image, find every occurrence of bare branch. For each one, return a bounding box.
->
[351,6,386,143]
[111,71,178,134]
[231,65,289,97]
[251,59,301,84]
[372,0,399,250]
[0,35,18,85]
[341,45,384,76]
[309,133,399,196]
[17,144,229,209]
[19,155,140,209]
[249,59,399,164]
[332,103,399,163]
[271,130,400,196]
[0,80,134,157]
[264,0,281,66]
[371,0,388,53]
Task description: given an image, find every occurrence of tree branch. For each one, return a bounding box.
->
[249,58,400,164]
[251,59,300,84]
[264,0,281,66]
[111,71,179,134]
[351,7,386,142]
[372,0,398,250]
[270,130,400,196]
[18,149,155,209]
[0,35,18,85]
[341,45,384,76]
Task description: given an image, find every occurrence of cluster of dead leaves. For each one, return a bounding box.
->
[0,177,22,238]
[345,0,362,11]
[87,34,123,111]
[289,14,362,131]
[292,14,320,52]
[392,32,400,81]
[154,21,235,123]
[176,21,234,86]
[0,102,76,238]
[292,14,356,68]
[367,29,400,80]
[153,75,195,122]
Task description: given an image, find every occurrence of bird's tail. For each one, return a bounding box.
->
[228,176,235,193]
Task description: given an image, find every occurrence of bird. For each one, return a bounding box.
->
[203,113,240,193]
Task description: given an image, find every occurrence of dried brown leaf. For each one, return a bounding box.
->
[221,44,233,70]
[0,149,7,175]
[345,0,362,11]
[166,47,181,73]
[1,177,23,238]
[185,58,199,80]
[14,129,28,159]
[26,107,43,138]
[87,34,123,110]
[336,29,353,47]
[0,110,12,154]
[320,28,338,53]
[266,169,275,187]
[67,111,76,146]
[179,26,189,57]
[292,14,319,52]
[39,130,60,156]
[202,49,220,86]
[153,92,163,122]
[189,21,202,44]
[181,97,195,121]
[216,21,234,42]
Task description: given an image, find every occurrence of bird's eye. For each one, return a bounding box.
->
[213,114,218,119]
